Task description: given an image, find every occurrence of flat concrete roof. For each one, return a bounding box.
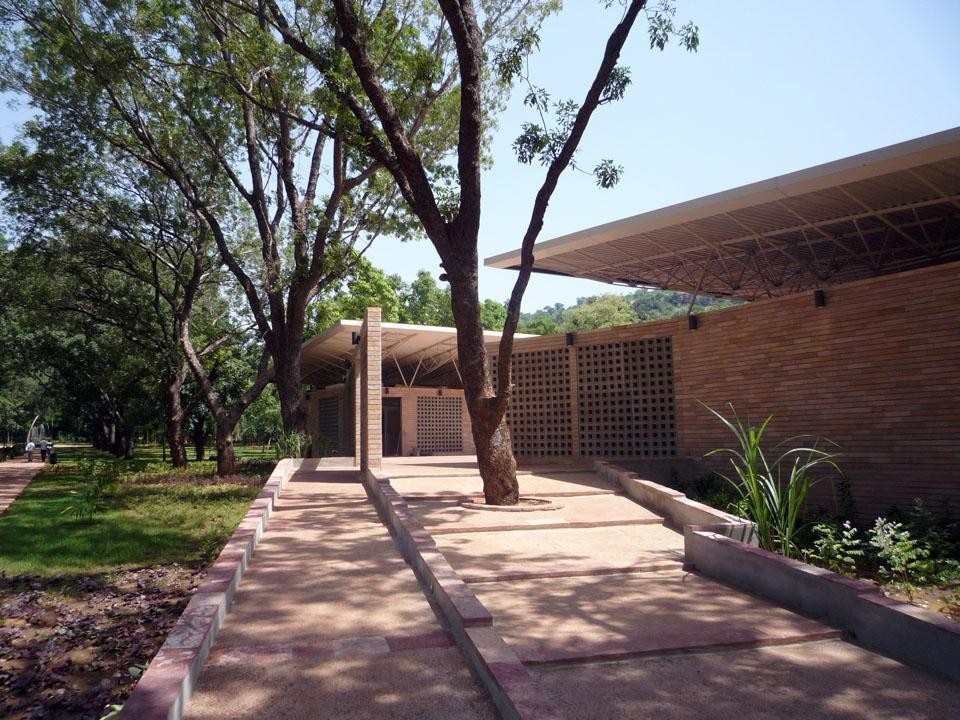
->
[486,127,960,299]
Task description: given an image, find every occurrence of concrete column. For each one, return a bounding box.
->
[568,344,581,458]
[352,359,361,467]
[360,308,383,473]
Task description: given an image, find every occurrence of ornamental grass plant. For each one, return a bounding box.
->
[704,403,840,559]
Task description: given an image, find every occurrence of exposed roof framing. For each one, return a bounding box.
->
[485,127,960,300]
[300,320,533,389]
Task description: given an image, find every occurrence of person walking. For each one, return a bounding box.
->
[25,440,35,462]
[39,438,49,462]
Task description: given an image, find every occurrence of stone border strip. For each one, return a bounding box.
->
[598,460,960,682]
[460,559,685,584]
[118,458,304,720]
[364,468,566,720]
[429,517,662,535]
[594,461,755,541]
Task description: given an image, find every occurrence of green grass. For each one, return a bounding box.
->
[0,447,269,577]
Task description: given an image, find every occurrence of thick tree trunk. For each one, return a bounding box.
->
[113,428,134,459]
[192,422,208,461]
[448,256,520,505]
[472,412,520,505]
[273,328,307,434]
[215,426,236,476]
[164,369,188,469]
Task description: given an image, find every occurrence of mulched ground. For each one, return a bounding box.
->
[0,565,204,720]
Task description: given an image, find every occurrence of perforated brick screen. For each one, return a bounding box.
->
[495,348,573,456]
[577,337,676,457]
[416,396,464,453]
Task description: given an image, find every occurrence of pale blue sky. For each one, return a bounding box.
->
[2,1,958,311]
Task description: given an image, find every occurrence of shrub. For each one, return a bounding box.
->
[704,403,840,558]
[61,459,120,521]
[807,521,863,575]
[868,518,930,584]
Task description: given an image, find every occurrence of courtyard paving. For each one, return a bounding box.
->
[181,457,960,719]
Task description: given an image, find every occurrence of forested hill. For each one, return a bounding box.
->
[517,290,739,335]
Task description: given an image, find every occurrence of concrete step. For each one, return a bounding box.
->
[530,638,960,720]
[434,523,686,579]
[409,493,664,535]
[470,570,841,665]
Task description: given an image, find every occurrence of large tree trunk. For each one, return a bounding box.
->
[215,426,237,476]
[273,325,307,434]
[193,423,207,461]
[449,256,520,505]
[164,368,188,468]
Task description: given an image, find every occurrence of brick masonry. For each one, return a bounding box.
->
[510,261,960,520]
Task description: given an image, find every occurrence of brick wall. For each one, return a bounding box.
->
[382,386,476,456]
[512,261,960,520]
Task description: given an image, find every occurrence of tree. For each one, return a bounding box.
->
[0,0,421,440]
[264,0,697,503]
[399,270,455,326]
[308,256,404,335]
[480,299,507,331]
[560,294,639,332]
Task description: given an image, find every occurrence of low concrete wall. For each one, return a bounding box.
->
[594,461,755,542]
[685,527,960,683]
[119,459,303,720]
[362,468,565,720]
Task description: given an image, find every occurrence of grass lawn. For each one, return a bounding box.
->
[0,446,270,577]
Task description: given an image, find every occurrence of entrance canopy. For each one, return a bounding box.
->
[301,320,534,389]
[485,127,960,300]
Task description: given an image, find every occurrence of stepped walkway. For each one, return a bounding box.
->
[181,458,960,719]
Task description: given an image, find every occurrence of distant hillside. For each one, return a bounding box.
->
[518,289,739,334]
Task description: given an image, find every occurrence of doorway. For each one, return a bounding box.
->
[382,397,402,457]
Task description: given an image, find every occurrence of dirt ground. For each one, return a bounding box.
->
[0,565,203,720]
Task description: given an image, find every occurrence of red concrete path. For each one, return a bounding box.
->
[177,458,960,720]
[0,459,44,516]
[184,465,498,720]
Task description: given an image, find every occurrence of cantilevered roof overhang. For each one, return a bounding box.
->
[485,127,960,300]
[301,320,535,389]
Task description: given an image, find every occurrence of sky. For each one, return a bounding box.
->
[2,0,959,312]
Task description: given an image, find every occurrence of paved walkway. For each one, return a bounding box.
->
[186,459,960,719]
[185,464,498,719]
[0,458,45,516]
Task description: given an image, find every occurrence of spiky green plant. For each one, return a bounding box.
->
[704,403,840,558]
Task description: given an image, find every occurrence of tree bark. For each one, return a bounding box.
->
[215,426,236,476]
[447,253,520,504]
[272,326,307,433]
[192,422,207,461]
[163,367,188,468]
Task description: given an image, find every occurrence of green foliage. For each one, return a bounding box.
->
[308,256,405,334]
[518,289,737,334]
[480,299,507,331]
[510,0,697,187]
[0,449,263,576]
[869,518,930,584]
[399,270,455,326]
[558,294,638,331]
[866,505,960,586]
[61,459,120,521]
[807,521,864,575]
[275,430,306,460]
[705,403,840,558]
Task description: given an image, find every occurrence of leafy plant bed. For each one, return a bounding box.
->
[0,565,203,720]
[879,579,960,621]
